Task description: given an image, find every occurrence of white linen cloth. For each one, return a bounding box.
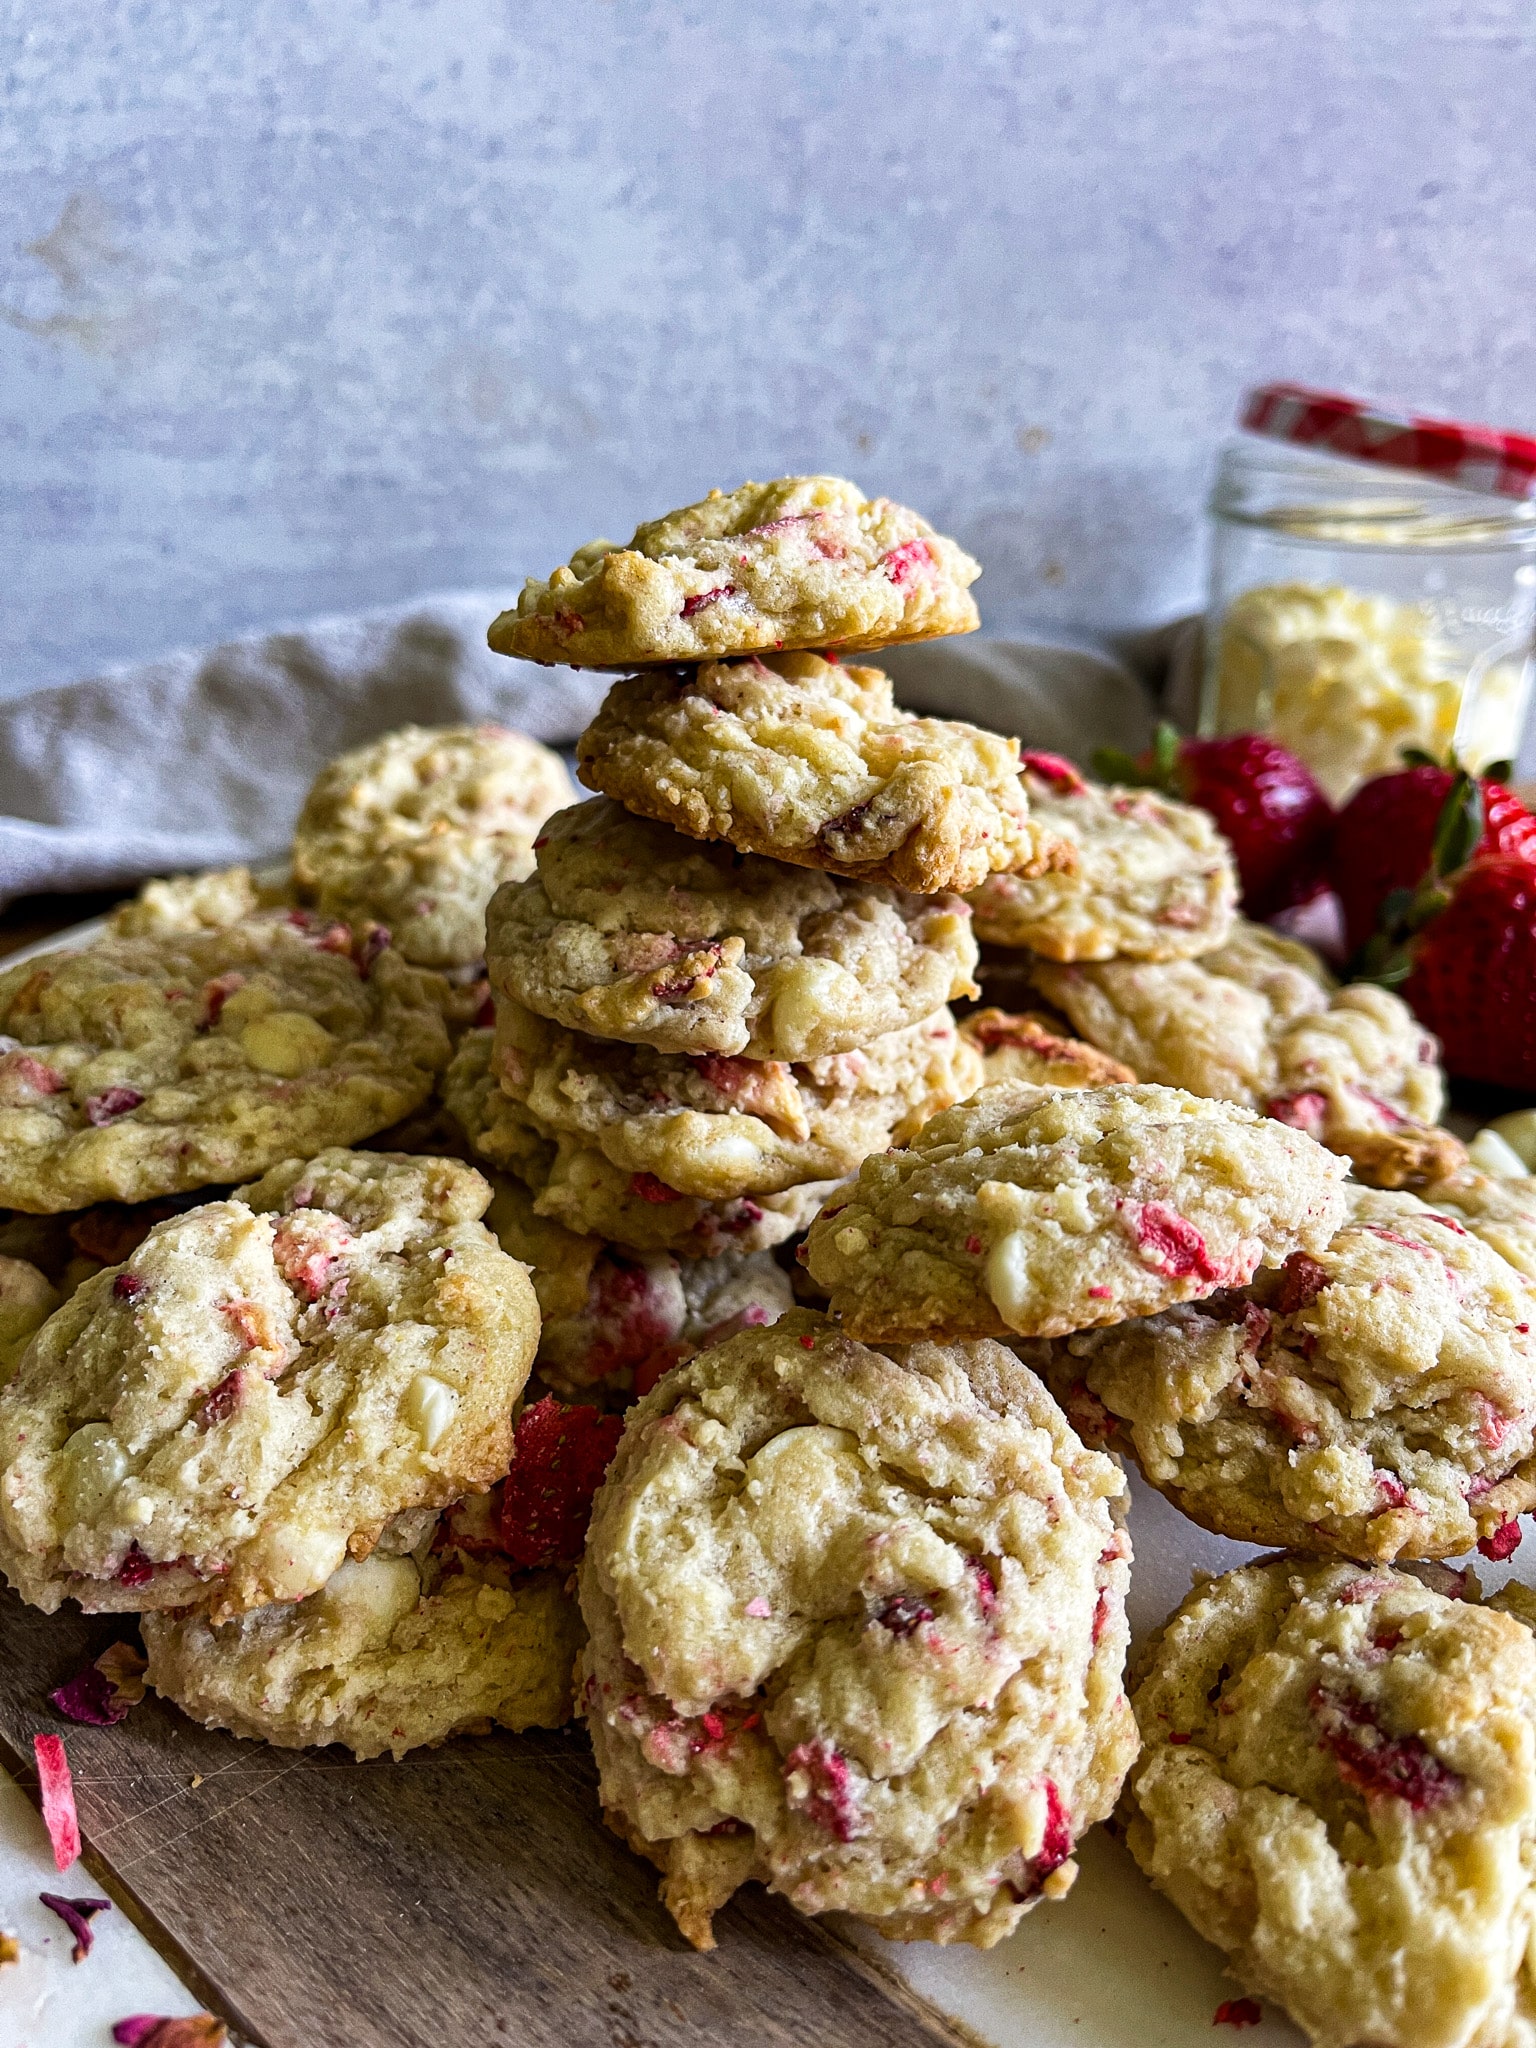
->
[0,593,1155,906]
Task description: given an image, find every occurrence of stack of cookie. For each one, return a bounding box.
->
[966,750,1469,1191]
[446,473,1078,1400]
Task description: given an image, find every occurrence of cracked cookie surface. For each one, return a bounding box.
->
[489,995,981,1202]
[579,1309,1135,1949]
[968,755,1237,962]
[1042,1185,1536,1562]
[0,1150,537,1618]
[489,474,981,669]
[292,723,574,969]
[803,1080,1348,1342]
[1126,1559,1536,2048]
[142,1534,580,1759]
[0,914,451,1213]
[1032,920,1463,1191]
[577,653,1066,895]
[487,797,978,1061]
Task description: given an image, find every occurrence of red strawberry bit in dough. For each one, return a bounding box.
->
[1366,1224,1439,1261]
[1092,1586,1115,1643]
[1118,1200,1224,1283]
[85,1087,144,1127]
[1373,1473,1408,1509]
[196,1369,246,1430]
[876,1593,935,1636]
[964,1234,983,1257]
[1352,1088,1403,1128]
[32,1733,80,1870]
[499,1396,623,1568]
[219,1297,286,1367]
[1473,1393,1514,1452]
[0,1052,67,1098]
[745,1595,772,1619]
[1478,1518,1523,1561]
[1309,1684,1461,1810]
[783,1739,864,1842]
[1020,750,1087,794]
[272,1216,353,1307]
[680,585,737,618]
[199,972,245,1028]
[1276,1251,1330,1314]
[1266,1090,1328,1136]
[881,537,936,586]
[1036,1778,1072,1872]
[1213,1999,1263,2029]
[629,1172,684,1204]
[1167,1731,1191,1746]
[969,1558,998,1619]
[112,1272,145,1303]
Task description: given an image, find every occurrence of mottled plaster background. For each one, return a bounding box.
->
[3,1,1534,698]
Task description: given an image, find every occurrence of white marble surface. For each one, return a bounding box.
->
[3,2,1536,697]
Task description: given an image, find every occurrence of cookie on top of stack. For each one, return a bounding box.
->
[459,475,1071,1307]
[967,749,1468,1192]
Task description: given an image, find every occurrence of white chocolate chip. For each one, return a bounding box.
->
[984,1230,1034,1331]
[1489,1109,1536,1172]
[405,1372,459,1451]
[834,1225,870,1257]
[240,1011,336,1077]
[1469,1128,1532,1179]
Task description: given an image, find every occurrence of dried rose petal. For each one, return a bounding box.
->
[49,1643,147,1727]
[39,1891,110,1962]
[113,2021,227,2048]
[499,1397,624,1567]
[33,1733,80,1870]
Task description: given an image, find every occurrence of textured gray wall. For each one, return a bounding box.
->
[4,1,1534,697]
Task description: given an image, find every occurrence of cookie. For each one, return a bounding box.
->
[1045,1185,1536,1561]
[0,1150,538,1618]
[484,1172,792,1399]
[488,475,981,669]
[0,913,451,1213]
[958,1008,1136,1090]
[489,995,982,1202]
[576,654,1066,895]
[0,1257,59,1385]
[444,1030,834,1257]
[486,797,978,1061]
[967,754,1237,962]
[109,865,288,939]
[1419,1166,1536,1286]
[292,724,575,969]
[1032,920,1464,1190]
[803,1080,1349,1342]
[578,1310,1135,1949]
[1126,1558,1536,2048]
[142,1533,581,1760]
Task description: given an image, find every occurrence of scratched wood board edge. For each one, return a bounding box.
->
[0,1589,977,2048]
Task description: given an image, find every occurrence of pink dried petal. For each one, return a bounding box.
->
[49,1643,147,1727]
[85,1087,144,1127]
[1478,1518,1523,1561]
[33,1734,80,1870]
[113,2022,227,2048]
[680,585,737,618]
[1213,2001,1262,2029]
[39,1891,110,1962]
[1019,750,1087,794]
[1309,1683,1460,1810]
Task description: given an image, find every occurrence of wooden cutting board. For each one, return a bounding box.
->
[0,1589,978,2048]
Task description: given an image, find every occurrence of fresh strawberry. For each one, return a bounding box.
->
[1403,856,1536,1091]
[1330,765,1536,956]
[499,1395,623,1568]
[1095,725,1333,917]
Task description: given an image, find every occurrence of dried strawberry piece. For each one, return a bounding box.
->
[33,1733,80,1870]
[629,1172,684,1204]
[783,1739,864,1841]
[1309,1683,1460,1810]
[115,1546,158,1589]
[680,585,736,618]
[1035,1779,1072,1875]
[196,1370,246,1430]
[50,1643,147,1727]
[969,1558,998,1619]
[1213,1999,1262,2029]
[1020,750,1087,795]
[352,923,391,977]
[112,1272,145,1303]
[875,1593,935,1637]
[881,537,936,586]
[1275,1250,1330,1314]
[199,972,245,1029]
[499,1397,623,1567]
[1478,1518,1523,1561]
[1266,1090,1329,1136]
[39,1891,110,1962]
[1374,1473,1408,1509]
[1118,1199,1222,1283]
[85,1087,144,1128]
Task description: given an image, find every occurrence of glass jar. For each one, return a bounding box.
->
[1202,437,1536,803]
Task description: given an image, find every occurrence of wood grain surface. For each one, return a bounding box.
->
[0,1590,975,2048]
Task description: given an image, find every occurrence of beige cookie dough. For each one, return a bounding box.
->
[292,723,575,968]
[1126,1559,1536,2048]
[489,475,981,669]
[0,1150,537,1618]
[1044,1185,1536,1562]
[142,1536,581,1759]
[968,757,1236,962]
[1033,920,1464,1191]
[489,995,981,1202]
[580,1310,1136,1949]
[577,653,1066,896]
[486,797,978,1061]
[0,913,451,1213]
[803,1080,1348,1342]
[1420,1167,1536,1287]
